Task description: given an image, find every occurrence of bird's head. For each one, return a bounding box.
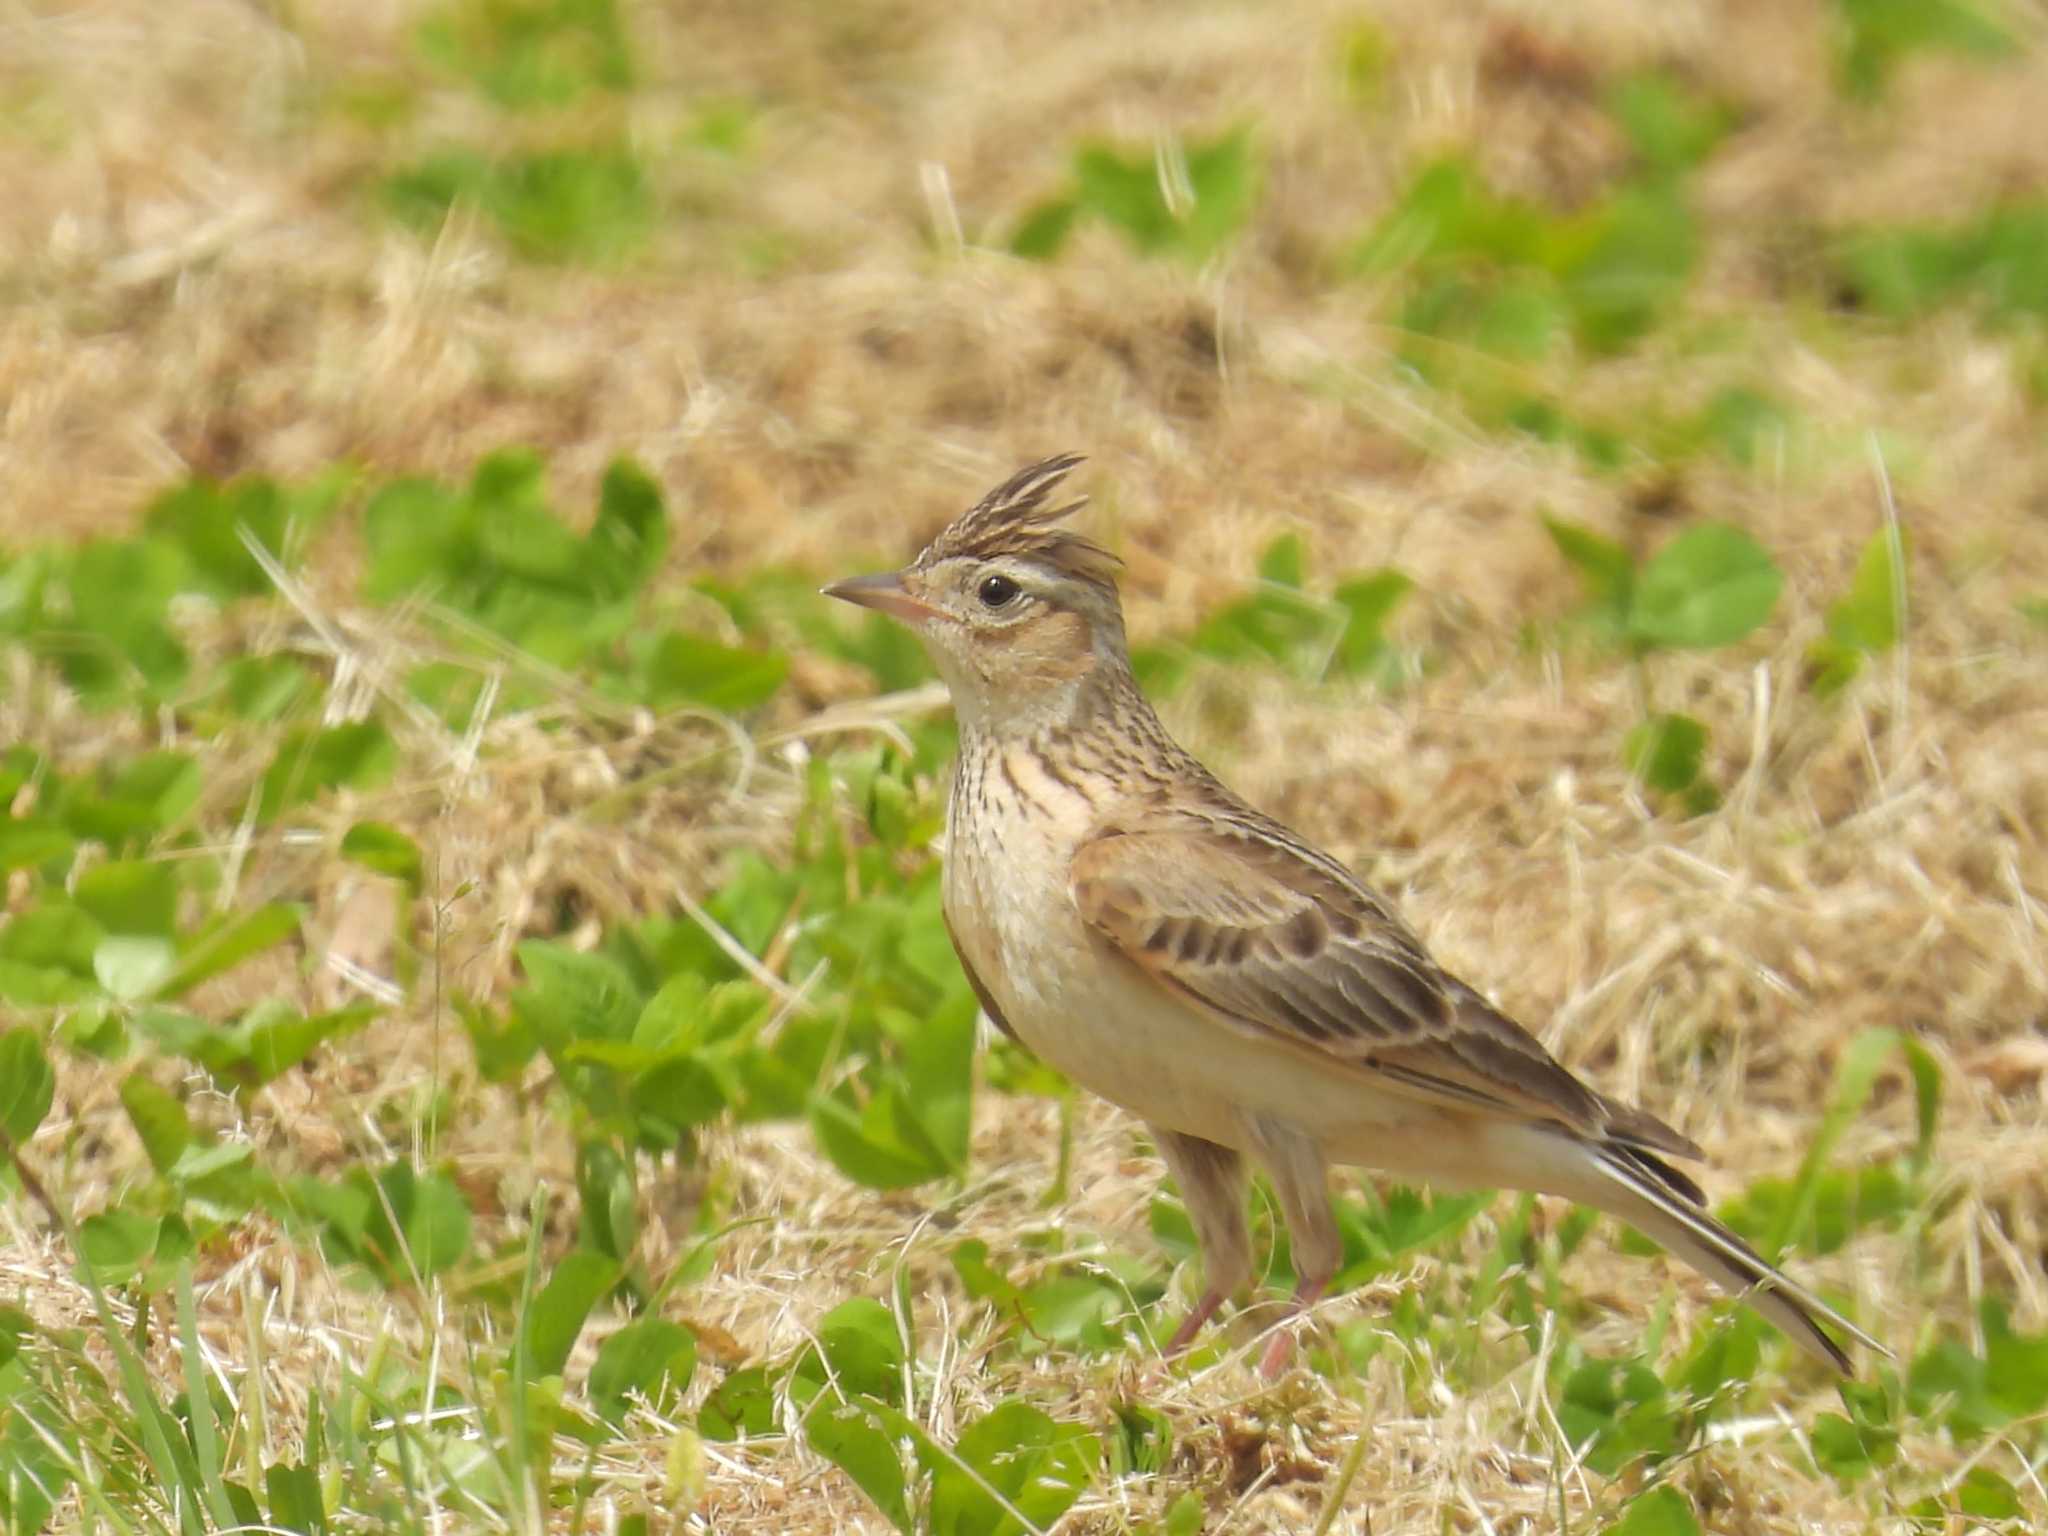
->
[822,454,1128,730]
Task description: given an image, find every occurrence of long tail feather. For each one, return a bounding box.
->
[1589,1143,1885,1373]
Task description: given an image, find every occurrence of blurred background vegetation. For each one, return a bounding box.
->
[2,2,2045,1533]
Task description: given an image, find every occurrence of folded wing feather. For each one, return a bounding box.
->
[1069,821,1700,1161]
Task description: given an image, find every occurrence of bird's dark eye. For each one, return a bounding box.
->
[977,574,1021,609]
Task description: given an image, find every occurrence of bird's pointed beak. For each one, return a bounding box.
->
[820,570,945,625]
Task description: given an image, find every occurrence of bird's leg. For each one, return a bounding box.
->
[1245,1114,1340,1379]
[1150,1127,1250,1358]
[1162,1287,1230,1356]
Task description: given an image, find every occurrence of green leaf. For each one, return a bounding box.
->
[74,859,180,937]
[1980,1299,2048,1420]
[1667,1312,1766,1402]
[1557,1356,1682,1476]
[576,1137,639,1261]
[1176,125,1261,263]
[633,1055,728,1139]
[464,997,539,1082]
[590,1319,697,1425]
[161,904,302,1000]
[491,143,651,262]
[1720,1161,1916,1257]
[237,1003,376,1087]
[0,818,75,873]
[0,900,102,983]
[698,1365,777,1442]
[583,459,668,601]
[144,475,339,599]
[1907,1304,2040,1437]
[1543,516,1634,631]
[1809,1398,1897,1482]
[1627,524,1782,650]
[49,536,192,704]
[360,1163,473,1283]
[949,1239,1022,1307]
[1835,0,2015,99]
[1109,1404,1175,1479]
[1697,385,1790,466]
[525,1250,622,1378]
[170,1141,262,1224]
[1067,126,1258,264]
[1624,713,1708,796]
[1008,197,1079,261]
[1835,201,2048,323]
[1017,1272,1128,1354]
[1335,1184,1491,1284]
[417,0,634,108]
[1603,1485,1702,1536]
[1352,156,1525,273]
[1955,1466,2024,1520]
[1189,587,1330,676]
[264,1461,327,1536]
[92,751,204,844]
[0,1304,30,1373]
[1560,185,1700,352]
[1605,72,1731,180]
[388,145,654,264]
[803,1393,912,1533]
[1257,533,1305,588]
[93,935,178,1000]
[1824,528,1908,653]
[1804,638,1865,699]
[1768,1026,1941,1255]
[892,995,976,1175]
[258,722,398,821]
[634,631,789,713]
[0,957,96,1006]
[120,1074,194,1176]
[219,654,313,721]
[809,1087,950,1190]
[924,1399,1099,1536]
[75,1206,162,1285]
[517,940,643,1049]
[1330,569,1414,681]
[1164,1489,1206,1536]
[474,453,585,587]
[361,477,475,601]
[808,1297,905,1405]
[341,822,424,892]
[0,1030,55,1140]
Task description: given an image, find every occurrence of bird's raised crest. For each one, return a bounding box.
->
[920,453,1121,587]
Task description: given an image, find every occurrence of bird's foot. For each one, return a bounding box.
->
[1257,1329,1296,1380]
[1255,1276,1332,1380]
[1139,1289,1231,1390]
[1162,1289,1229,1358]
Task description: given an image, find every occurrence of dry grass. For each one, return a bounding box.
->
[4,1,2047,1531]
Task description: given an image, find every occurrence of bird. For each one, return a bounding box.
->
[822,452,1881,1378]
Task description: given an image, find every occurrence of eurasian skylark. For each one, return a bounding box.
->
[824,453,1879,1377]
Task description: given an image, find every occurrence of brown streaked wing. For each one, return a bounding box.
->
[1070,823,1659,1142]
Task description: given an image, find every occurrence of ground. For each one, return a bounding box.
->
[2,2,2046,1533]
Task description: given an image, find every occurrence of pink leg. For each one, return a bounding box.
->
[1257,1271,1334,1378]
[1151,1128,1250,1361]
[1247,1114,1340,1380]
[1164,1287,1231,1357]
